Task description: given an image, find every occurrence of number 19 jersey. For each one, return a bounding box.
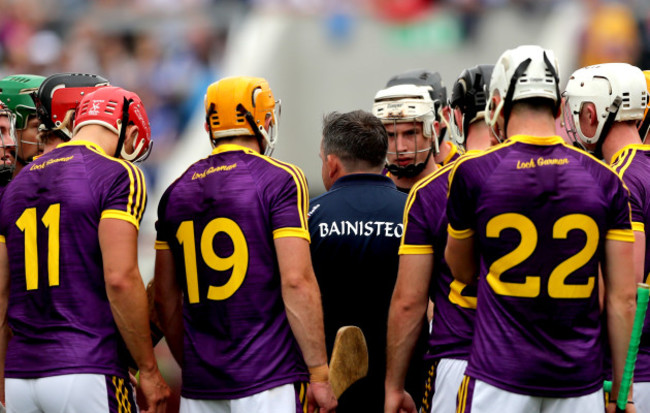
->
[447,135,634,397]
[155,144,310,399]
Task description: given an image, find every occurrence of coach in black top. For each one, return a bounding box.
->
[309,110,424,412]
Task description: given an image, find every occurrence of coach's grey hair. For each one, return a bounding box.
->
[321,110,388,172]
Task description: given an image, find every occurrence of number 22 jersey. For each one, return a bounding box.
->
[447,135,634,397]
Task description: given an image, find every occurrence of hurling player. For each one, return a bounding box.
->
[445,45,636,413]
[0,86,169,412]
[153,76,336,413]
[385,64,495,413]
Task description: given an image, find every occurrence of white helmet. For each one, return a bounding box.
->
[486,45,561,139]
[563,63,648,147]
[372,83,437,139]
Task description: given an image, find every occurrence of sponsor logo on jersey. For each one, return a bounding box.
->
[517,157,569,169]
[192,163,237,180]
[29,156,74,170]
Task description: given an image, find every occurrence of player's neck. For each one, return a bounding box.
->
[72,124,119,156]
[433,141,450,164]
[214,136,262,153]
[602,122,644,164]
[506,114,557,138]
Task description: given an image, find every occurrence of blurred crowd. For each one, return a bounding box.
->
[0,0,646,190]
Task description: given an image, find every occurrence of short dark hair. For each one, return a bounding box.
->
[321,110,388,172]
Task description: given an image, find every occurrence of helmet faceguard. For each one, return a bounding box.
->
[449,64,494,149]
[0,74,45,130]
[0,101,17,186]
[34,73,110,142]
[563,63,647,153]
[73,86,152,162]
[486,45,561,141]
[639,70,650,143]
[0,74,45,166]
[373,82,440,178]
[204,76,280,156]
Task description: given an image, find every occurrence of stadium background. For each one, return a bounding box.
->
[2,0,649,409]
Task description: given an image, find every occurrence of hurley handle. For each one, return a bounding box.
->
[615,283,650,412]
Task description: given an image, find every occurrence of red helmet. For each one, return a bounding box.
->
[35,73,110,141]
[74,86,151,162]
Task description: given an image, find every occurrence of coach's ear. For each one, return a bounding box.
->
[327,153,341,180]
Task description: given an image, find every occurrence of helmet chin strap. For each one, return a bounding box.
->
[114,97,132,159]
[386,124,436,178]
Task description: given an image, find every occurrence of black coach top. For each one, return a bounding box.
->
[309,173,424,412]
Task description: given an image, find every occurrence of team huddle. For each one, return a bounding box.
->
[0,43,647,413]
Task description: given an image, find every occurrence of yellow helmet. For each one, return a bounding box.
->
[204,76,279,155]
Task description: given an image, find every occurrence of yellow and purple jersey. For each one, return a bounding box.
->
[610,144,650,383]
[447,135,634,397]
[0,140,146,379]
[155,144,310,399]
[401,162,476,361]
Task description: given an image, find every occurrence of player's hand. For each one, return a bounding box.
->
[606,401,636,413]
[136,368,170,413]
[384,388,417,413]
[306,381,337,413]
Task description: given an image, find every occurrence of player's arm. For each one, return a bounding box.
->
[0,241,10,406]
[445,234,477,285]
[633,230,646,284]
[99,218,170,413]
[153,248,184,366]
[603,238,637,405]
[275,236,337,412]
[385,253,432,413]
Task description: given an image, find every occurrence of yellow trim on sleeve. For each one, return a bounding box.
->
[606,229,635,242]
[632,222,645,233]
[0,235,5,243]
[447,224,475,240]
[399,245,434,255]
[273,227,311,242]
[101,209,140,230]
[154,240,170,250]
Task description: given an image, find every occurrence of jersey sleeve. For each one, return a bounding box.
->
[446,159,477,240]
[620,173,646,233]
[268,164,310,241]
[606,174,635,242]
[399,186,435,255]
[100,161,147,230]
[154,186,173,250]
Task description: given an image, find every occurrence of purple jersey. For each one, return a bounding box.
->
[447,135,634,397]
[610,144,650,382]
[401,161,476,360]
[0,141,147,379]
[155,144,310,399]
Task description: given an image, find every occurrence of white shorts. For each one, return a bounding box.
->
[421,358,467,413]
[634,381,650,413]
[180,383,301,413]
[6,373,137,413]
[457,377,604,413]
